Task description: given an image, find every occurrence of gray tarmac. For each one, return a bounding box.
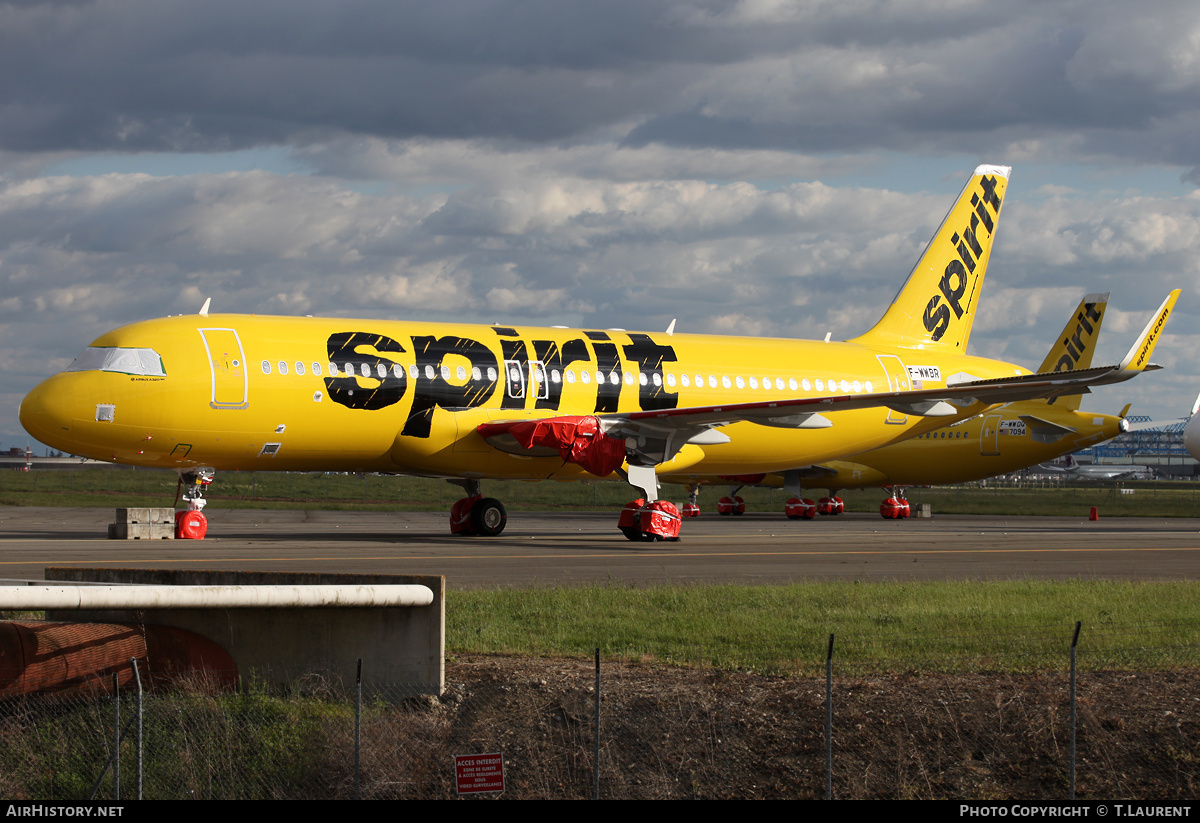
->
[1,506,1198,587]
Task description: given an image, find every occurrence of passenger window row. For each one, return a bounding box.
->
[258,360,874,396]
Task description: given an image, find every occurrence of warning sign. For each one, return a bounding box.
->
[455,752,505,795]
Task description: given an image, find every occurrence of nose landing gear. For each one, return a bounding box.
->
[880,487,911,519]
[176,469,213,539]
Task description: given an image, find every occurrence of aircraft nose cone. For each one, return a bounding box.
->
[19,375,82,451]
[1185,414,1200,462]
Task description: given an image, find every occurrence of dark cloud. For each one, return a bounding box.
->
[4,1,1200,446]
[0,0,1196,166]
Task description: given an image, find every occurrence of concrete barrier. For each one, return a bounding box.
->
[36,568,445,694]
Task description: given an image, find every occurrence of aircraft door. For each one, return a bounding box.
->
[980,415,1002,455]
[198,328,248,410]
[875,355,910,424]
[529,360,550,400]
[504,360,526,399]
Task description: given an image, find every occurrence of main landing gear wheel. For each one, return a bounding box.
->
[785,497,816,520]
[450,494,508,536]
[818,496,845,515]
[618,499,681,542]
[681,484,700,517]
[470,497,507,537]
[717,495,746,516]
[880,495,911,519]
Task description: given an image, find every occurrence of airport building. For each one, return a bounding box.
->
[1075,417,1198,476]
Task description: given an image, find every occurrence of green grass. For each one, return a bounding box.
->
[4,468,1199,674]
[0,467,633,510]
[447,580,1200,673]
[0,684,352,801]
[4,467,1200,517]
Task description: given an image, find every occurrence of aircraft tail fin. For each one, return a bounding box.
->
[850,164,1010,354]
[1037,292,1109,411]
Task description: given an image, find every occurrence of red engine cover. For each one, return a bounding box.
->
[478,416,627,476]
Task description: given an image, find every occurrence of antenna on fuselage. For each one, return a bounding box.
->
[199,298,211,317]
[666,319,676,336]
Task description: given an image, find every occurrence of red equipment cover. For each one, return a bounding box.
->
[639,500,681,540]
[478,416,626,477]
[175,510,208,539]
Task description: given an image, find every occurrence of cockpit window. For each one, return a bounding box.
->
[66,347,166,377]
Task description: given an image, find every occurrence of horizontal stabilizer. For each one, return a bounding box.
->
[1018,414,1077,444]
[1123,417,1185,432]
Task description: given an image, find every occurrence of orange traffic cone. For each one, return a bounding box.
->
[1088,506,1099,521]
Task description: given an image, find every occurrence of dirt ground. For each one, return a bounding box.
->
[373,655,1200,799]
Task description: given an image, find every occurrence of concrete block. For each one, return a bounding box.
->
[115,507,174,525]
[108,521,174,539]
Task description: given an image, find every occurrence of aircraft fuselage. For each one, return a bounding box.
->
[20,313,1027,480]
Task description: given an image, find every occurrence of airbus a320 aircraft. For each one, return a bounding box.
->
[1033,454,1157,482]
[18,166,1175,541]
[679,291,1172,518]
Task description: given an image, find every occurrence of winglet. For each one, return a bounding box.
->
[199,297,211,317]
[1117,290,1179,373]
[1191,391,1200,417]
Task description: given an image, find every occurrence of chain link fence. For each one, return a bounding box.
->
[0,623,1196,799]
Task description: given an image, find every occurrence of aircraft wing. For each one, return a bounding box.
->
[476,366,1131,481]
[478,290,1177,478]
[614,288,1177,436]
[1088,468,1135,480]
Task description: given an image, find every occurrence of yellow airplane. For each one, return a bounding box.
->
[18,165,1176,541]
[676,291,1156,518]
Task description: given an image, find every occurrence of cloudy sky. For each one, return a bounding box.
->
[4,0,1200,451]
